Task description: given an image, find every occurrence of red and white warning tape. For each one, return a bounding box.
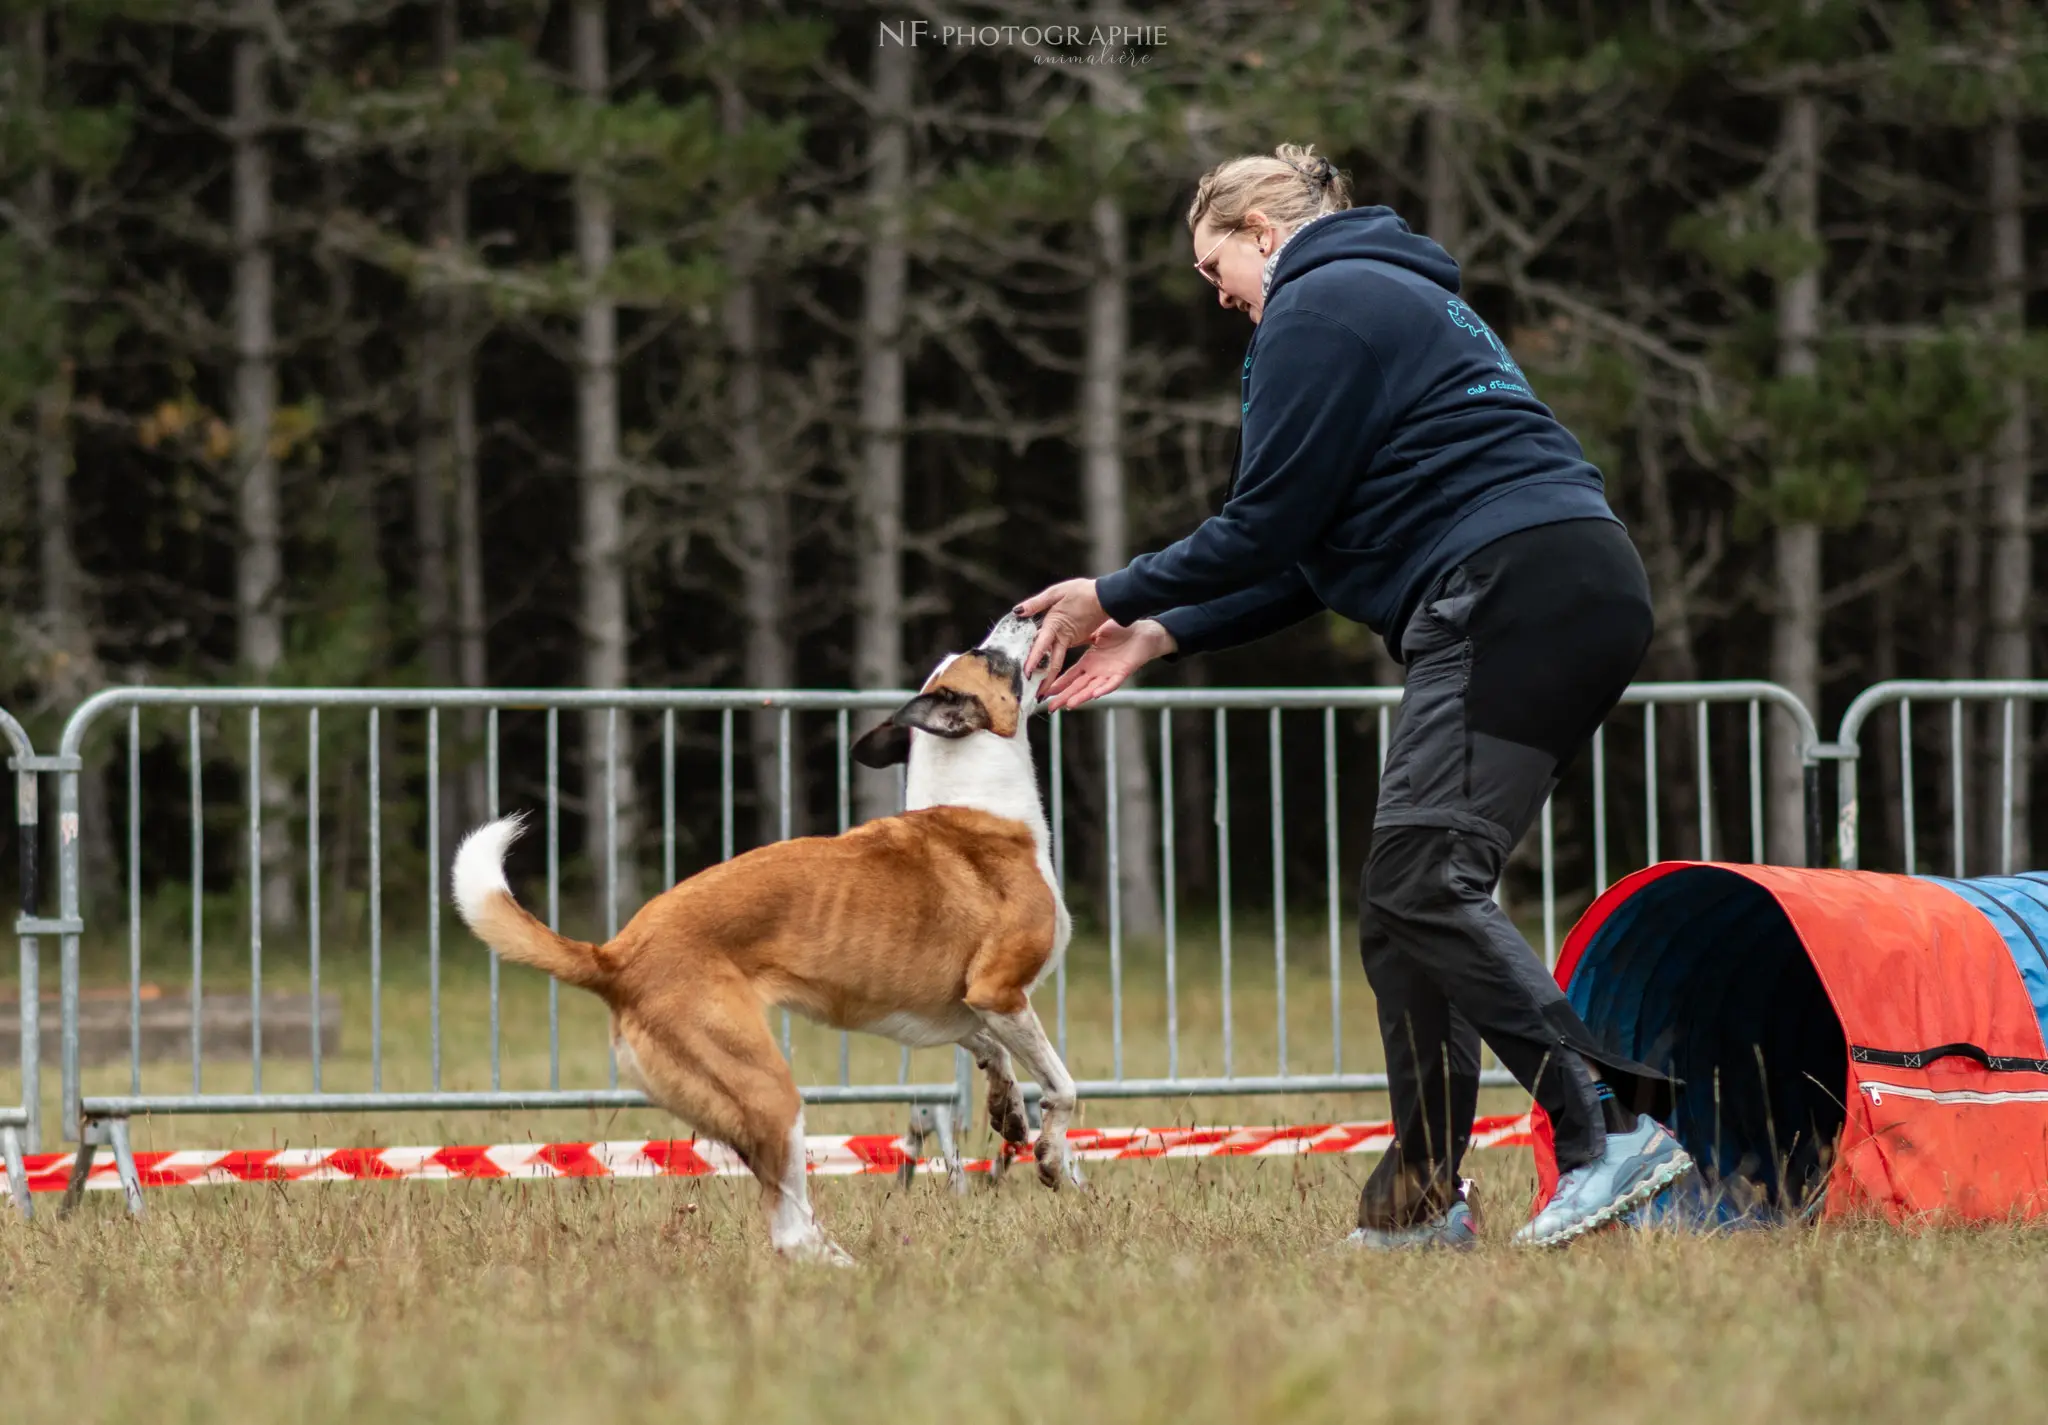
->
[22,1111,1534,1196]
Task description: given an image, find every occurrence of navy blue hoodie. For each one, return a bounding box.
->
[1095,206,1618,660]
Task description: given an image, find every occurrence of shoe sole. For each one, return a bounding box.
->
[1517,1147,1696,1249]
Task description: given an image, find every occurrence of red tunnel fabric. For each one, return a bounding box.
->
[1529,863,2048,1225]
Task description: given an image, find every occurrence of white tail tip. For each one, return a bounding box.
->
[452,813,529,929]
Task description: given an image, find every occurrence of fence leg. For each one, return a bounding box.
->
[58,1134,98,1217]
[107,1119,145,1218]
[0,1126,28,1221]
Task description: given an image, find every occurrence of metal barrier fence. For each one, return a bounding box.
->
[1834,680,2048,874]
[2,708,47,1217]
[43,680,1822,1212]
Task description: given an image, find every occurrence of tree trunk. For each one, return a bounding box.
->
[231,16,296,927]
[572,0,640,916]
[1424,0,1463,258]
[719,75,802,848]
[1080,185,1164,937]
[1945,460,1985,874]
[1634,420,1720,860]
[1982,114,2030,873]
[435,0,490,835]
[852,36,911,824]
[1871,577,1905,871]
[1768,88,1822,869]
[18,8,115,899]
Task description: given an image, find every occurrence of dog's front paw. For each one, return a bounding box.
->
[1033,1135,1071,1191]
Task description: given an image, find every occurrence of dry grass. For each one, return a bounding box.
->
[7,920,2048,1421]
[7,1156,2048,1424]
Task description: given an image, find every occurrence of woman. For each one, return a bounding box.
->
[1016,144,1692,1248]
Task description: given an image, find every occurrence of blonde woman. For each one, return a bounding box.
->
[1017,145,1692,1248]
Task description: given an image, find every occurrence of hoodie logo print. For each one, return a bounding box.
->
[1446,299,1532,395]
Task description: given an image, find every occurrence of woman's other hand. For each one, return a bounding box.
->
[1017,578,1109,679]
[1042,620,1177,711]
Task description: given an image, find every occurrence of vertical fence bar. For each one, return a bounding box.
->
[1323,707,1340,1074]
[1106,714,1123,1082]
[1899,702,1916,877]
[307,709,321,1093]
[1748,702,1764,864]
[128,709,141,1096]
[487,709,501,1091]
[1952,699,1966,878]
[1051,711,1067,1058]
[837,709,851,1086]
[779,707,793,1060]
[190,708,203,1094]
[546,708,560,1090]
[1216,708,1233,1078]
[1695,701,1712,862]
[1644,707,1660,866]
[1269,707,1286,1077]
[1592,725,1608,894]
[2001,699,2016,876]
[662,710,676,891]
[58,750,80,1143]
[606,708,619,1089]
[369,708,382,1091]
[1161,709,1178,1081]
[427,708,441,1091]
[247,708,263,1091]
[14,729,41,1151]
[720,709,734,862]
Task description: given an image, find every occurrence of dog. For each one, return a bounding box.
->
[450,612,1077,1264]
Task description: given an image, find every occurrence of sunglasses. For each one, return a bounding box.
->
[1193,225,1243,287]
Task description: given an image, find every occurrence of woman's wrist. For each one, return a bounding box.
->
[1137,619,1177,658]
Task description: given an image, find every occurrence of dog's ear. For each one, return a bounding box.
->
[851,720,913,769]
[894,689,993,740]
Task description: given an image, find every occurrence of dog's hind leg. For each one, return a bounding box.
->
[961,1027,1029,1181]
[616,1003,852,1266]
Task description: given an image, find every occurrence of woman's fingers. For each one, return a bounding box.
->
[1014,583,1066,617]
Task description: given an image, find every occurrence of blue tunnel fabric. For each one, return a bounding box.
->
[1919,876,2048,1048]
[1563,867,1846,1212]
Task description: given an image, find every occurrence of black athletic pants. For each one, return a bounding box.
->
[1355,518,1658,1231]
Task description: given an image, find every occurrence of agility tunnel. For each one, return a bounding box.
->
[1531,864,2048,1226]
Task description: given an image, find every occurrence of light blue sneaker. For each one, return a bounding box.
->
[1514,1117,1694,1248]
[1345,1196,1480,1252]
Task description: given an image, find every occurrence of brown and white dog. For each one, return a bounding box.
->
[450,612,1075,1264]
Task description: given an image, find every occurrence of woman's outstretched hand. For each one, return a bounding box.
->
[1041,620,1177,712]
[1017,578,1109,681]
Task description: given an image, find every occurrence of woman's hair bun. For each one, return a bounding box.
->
[1275,143,1335,189]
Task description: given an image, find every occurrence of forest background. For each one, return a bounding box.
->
[3,0,2045,943]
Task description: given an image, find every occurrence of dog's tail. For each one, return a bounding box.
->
[452,814,611,991]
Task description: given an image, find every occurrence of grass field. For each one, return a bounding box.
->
[6,914,2048,1422]
[9,1157,2048,1423]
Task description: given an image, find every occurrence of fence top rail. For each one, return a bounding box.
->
[58,680,1820,754]
[1836,680,2048,752]
[0,707,30,763]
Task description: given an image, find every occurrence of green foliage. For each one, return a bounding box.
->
[1669,205,1829,285]
[1706,330,2009,534]
[1873,2,2048,126]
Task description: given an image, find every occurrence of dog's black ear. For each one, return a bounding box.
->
[851,720,912,769]
[889,689,991,740]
